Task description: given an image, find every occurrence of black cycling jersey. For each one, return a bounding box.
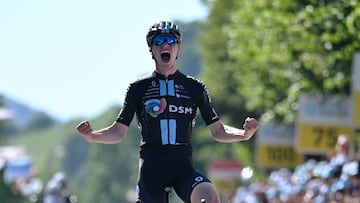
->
[116,70,219,158]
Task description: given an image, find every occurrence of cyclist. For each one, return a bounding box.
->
[76,21,259,203]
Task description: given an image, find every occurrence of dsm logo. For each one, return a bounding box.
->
[169,105,193,114]
[144,98,167,117]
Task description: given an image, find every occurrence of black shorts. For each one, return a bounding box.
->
[136,156,211,203]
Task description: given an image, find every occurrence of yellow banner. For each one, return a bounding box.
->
[296,123,353,153]
[354,91,360,127]
[257,145,303,168]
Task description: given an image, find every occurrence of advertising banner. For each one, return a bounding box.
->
[295,94,353,154]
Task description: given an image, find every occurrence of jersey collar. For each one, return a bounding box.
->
[152,70,181,79]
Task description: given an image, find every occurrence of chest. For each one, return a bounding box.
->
[140,79,197,117]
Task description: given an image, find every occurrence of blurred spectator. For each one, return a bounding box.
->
[43,172,68,203]
[1,156,43,202]
[329,134,351,167]
[341,160,360,202]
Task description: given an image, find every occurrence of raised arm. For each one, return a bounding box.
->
[76,120,128,144]
[208,117,259,143]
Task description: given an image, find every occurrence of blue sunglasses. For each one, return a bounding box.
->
[152,35,177,46]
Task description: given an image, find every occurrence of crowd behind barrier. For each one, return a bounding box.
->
[232,134,359,203]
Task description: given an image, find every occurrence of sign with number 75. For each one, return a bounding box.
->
[296,123,353,154]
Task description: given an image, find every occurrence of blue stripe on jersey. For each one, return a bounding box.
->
[159,79,175,96]
[159,80,167,96]
[159,80,176,145]
[167,80,175,96]
[160,119,169,144]
[169,119,176,144]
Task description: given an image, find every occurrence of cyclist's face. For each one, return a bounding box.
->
[151,35,180,67]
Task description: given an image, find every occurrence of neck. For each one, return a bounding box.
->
[155,63,177,78]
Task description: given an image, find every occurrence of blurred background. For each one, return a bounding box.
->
[1,0,360,202]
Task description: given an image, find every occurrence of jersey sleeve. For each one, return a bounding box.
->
[195,81,219,125]
[116,84,135,126]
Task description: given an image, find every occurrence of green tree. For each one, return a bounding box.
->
[201,0,360,125]
[196,0,260,167]
[25,112,56,131]
[176,20,203,77]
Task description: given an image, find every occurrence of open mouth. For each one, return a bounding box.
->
[161,52,171,62]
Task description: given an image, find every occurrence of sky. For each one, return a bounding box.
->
[0,0,209,122]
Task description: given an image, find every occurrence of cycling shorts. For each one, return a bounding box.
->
[136,155,211,203]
